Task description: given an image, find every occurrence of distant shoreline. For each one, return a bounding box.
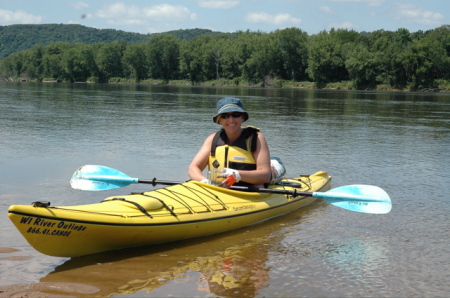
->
[2,78,448,93]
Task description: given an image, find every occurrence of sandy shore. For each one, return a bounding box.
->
[0,282,99,298]
[0,247,99,297]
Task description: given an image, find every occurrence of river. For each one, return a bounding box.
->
[0,82,449,297]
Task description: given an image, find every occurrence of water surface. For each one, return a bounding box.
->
[1,82,449,297]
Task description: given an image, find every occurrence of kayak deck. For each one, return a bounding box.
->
[8,171,331,257]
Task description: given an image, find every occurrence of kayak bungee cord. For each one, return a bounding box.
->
[135,192,178,218]
[180,183,229,210]
[103,198,153,218]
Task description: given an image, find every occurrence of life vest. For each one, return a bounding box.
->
[208,127,259,179]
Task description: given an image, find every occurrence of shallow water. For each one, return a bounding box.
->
[0,82,449,297]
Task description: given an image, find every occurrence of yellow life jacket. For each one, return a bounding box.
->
[208,127,259,173]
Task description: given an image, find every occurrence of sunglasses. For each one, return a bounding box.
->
[221,112,243,119]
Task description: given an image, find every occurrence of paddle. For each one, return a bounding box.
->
[70,165,178,191]
[70,165,392,214]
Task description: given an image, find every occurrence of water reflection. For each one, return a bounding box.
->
[35,202,325,297]
[317,238,389,277]
[105,240,270,297]
[256,227,393,297]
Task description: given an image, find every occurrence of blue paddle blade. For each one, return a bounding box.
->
[70,165,138,191]
[313,185,392,214]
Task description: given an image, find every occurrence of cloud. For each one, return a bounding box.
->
[197,0,239,9]
[329,0,385,7]
[393,3,443,26]
[96,2,197,26]
[69,2,89,10]
[245,12,301,26]
[0,9,42,24]
[319,6,335,14]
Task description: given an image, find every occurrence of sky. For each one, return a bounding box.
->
[0,0,448,35]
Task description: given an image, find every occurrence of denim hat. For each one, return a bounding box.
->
[213,97,249,123]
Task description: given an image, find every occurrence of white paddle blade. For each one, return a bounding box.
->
[314,185,392,214]
[70,165,137,191]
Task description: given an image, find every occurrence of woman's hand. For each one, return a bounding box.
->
[218,168,241,188]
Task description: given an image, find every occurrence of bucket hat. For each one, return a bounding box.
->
[213,97,249,123]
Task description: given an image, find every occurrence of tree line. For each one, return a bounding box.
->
[1,26,449,90]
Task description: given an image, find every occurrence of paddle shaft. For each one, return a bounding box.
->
[143,180,382,202]
[142,179,315,198]
[80,175,381,203]
[135,178,302,194]
[138,178,181,186]
[230,185,313,197]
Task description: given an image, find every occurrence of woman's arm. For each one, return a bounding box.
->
[188,133,215,181]
[234,132,271,184]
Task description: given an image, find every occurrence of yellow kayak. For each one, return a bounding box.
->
[8,171,331,258]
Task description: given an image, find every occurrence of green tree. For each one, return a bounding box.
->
[146,34,180,82]
[96,41,126,82]
[424,25,450,80]
[408,36,448,89]
[179,35,215,84]
[272,27,309,81]
[0,52,25,78]
[231,31,266,84]
[61,44,97,82]
[219,36,241,81]
[369,29,413,88]
[42,42,72,80]
[307,29,350,84]
[24,45,44,80]
[390,28,414,88]
[12,52,26,77]
[122,43,148,82]
[242,33,279,84]
[345,43,381,89]
[208,34,234,80]
[198,35,220,80]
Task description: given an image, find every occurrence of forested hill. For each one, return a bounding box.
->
[0,24,220,59]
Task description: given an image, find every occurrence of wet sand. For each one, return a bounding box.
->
[0,247,96,297]
[0,282,99,298]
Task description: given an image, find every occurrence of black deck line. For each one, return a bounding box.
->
[8,196,312,227]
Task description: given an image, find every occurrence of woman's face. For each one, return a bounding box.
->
[218,112,244,133]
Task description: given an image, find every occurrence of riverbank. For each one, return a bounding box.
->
[167,78,449,93]
[3,77,449,92]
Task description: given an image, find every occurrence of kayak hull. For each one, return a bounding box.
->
[8,171,331,257]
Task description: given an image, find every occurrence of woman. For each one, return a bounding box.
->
[189,97,272,187]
